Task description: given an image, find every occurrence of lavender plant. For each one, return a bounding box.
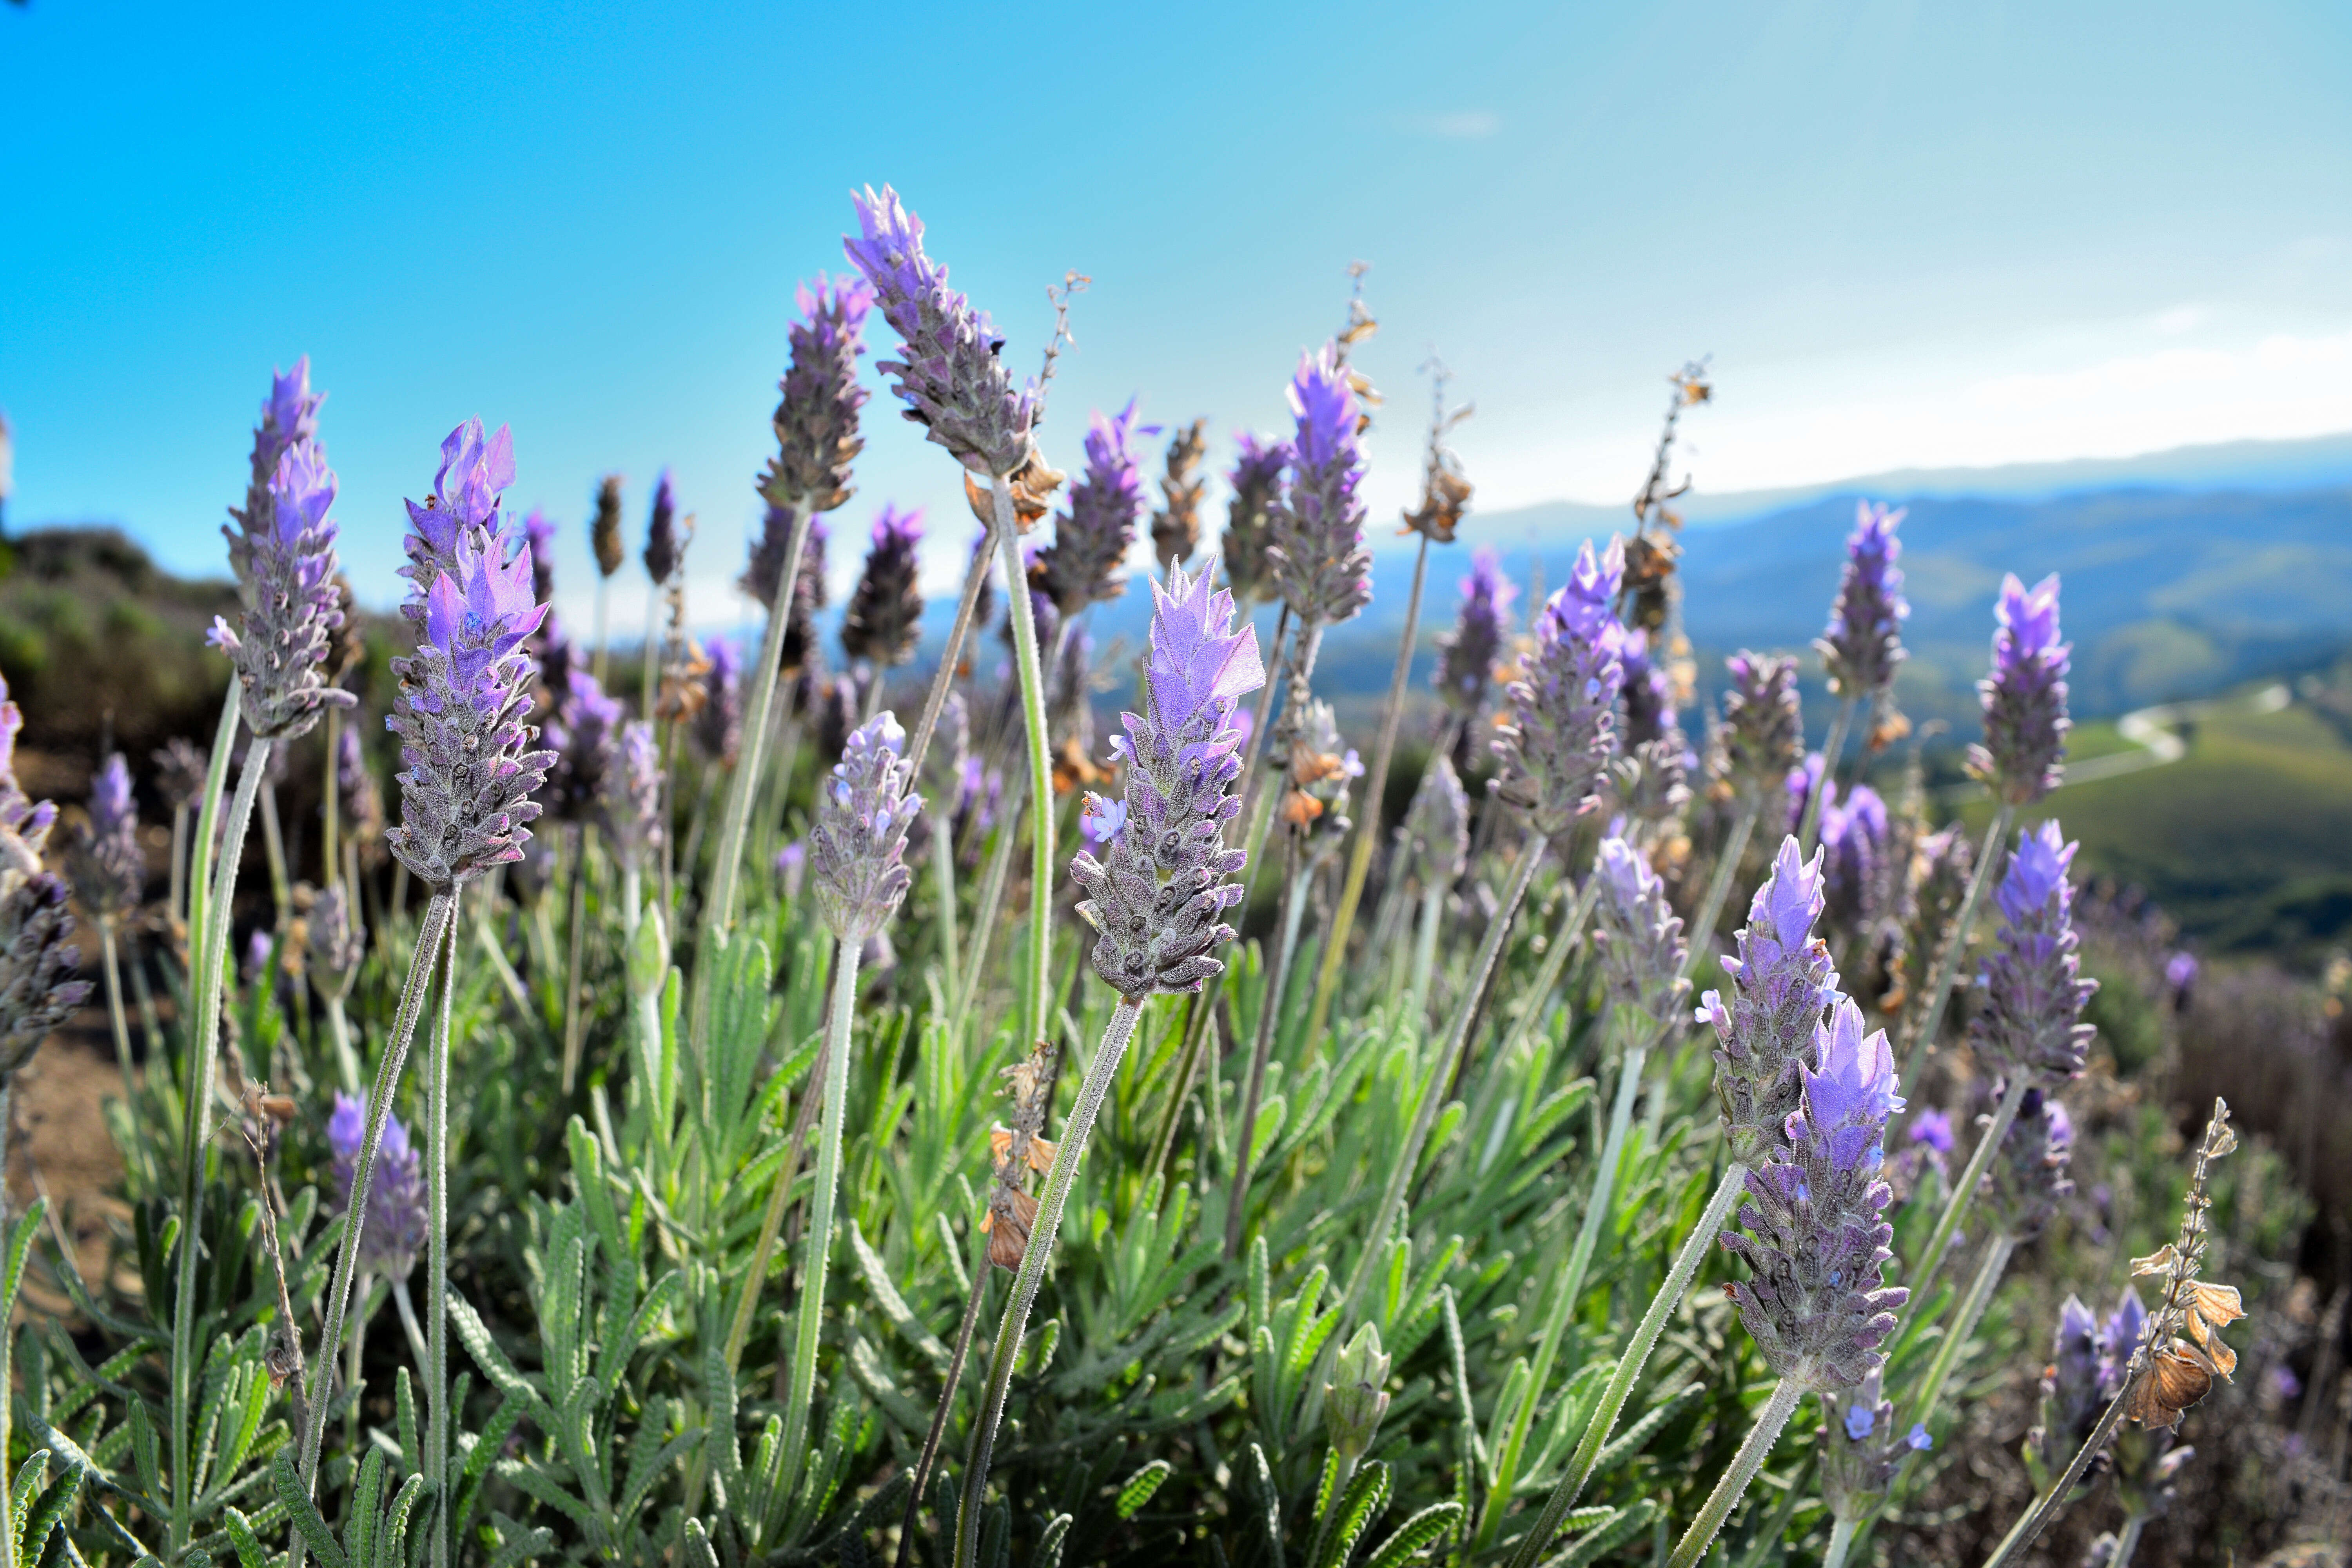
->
[1802,501,1909,852]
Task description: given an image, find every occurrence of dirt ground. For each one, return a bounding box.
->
[9,1017,133,1322]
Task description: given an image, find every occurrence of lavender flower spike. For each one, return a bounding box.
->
[643,469,682,584]
[1818,501,1909,700]
[72,753,143,920]
[809,713,923,943]
[1269,346,1373,628]
[326,1091,426,1278]
[1592,835,1688,1025]
[1697,835,1840,1165]
[212,365,357,739]
[1394,753,1470,894]
[0,873,93,1077]
[1720,999,1910,1389]
[1071,562,1266,1000]
[760,273,873,521]
[601,720,664,876]
[1969,572,2071,804]
[0,677,53,881]
[1721,652,1805,800]
[1820,1369,1926,1521]
[1220,432,1288,605]
[1493,539,1625,838]
[695,636,744,766]
[1037,400,1152,616]
[398,417,515,625]
[385,522,556,888]
[845,186,1036,479]
[840,505,926,668]
[1972,819,2099,1087]
[1436,547,1514,719]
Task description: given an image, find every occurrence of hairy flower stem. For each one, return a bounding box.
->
[907,517,998,777]
[931,815,961,1007]
[994,476,1055,1049]
[954,774,1024,1041]
[2109,1514,2149,1568]
[288,891,454,1563]
[1477,1022,1654,1552]
[169,730,269,1557]
[1339,830,1548,1323]
[1900,802,2016,1091]
[183,690,244,966]
[1666,1374,1808,1568]
[1306,533,1431,1042]
[699,495,814,1006]
[1823,1517,1860,1568]
[775,936,862,1507]
[1981,1383,2136,1568]
[1225,842,1310,1258]
[953,1000,1145,1568]
[1908,1074,2029,1305]
[1488,874,1604,1071]
[1907,1230,2016,1451]
[1684,798,1761,976]
[426,895,459,1568]
[1506,1160,1749,1568]
[98,922,136,1109]
[1798,697,1858,858]
[560,825,594,1093]
[719,957,828,1376]
[897,1228,993,1568]
[1409,884,1442,1018]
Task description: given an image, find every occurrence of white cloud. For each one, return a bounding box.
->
[2152,303,2206,335]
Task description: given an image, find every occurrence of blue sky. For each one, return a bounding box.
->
[2,0,2348,637]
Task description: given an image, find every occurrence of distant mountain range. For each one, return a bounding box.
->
[1274,432,2352,733]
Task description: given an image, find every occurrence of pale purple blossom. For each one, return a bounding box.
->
[844,186,1035,478]
[71,753,143,920]
[1268,347,1372,628]
[1972,820,2099,1087]
[1070,563,1266,1000]
[1220,432,1289,605]
[1698,836,1840,1166]
[1819,501,1909,700]
[1493,539,1625,837]
[809,713,924,943]
[1037,400,1153,616]
[1592,834,1688,1023]
[1721,652,1805,800]
[1436,548,1514,719]
[1969,573,2071,804]
[327,1091,426,1279]
[840,505,926,668]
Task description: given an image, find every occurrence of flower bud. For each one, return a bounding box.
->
[1324,1323,1392,1464]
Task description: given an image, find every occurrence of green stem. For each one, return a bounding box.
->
[953,773,1024,1042]
[1907,1230,2016,1447]
[1683,798,1761,982]
[953,999,1145,1568]
[1338,830,1548,1323]
[183,689,244,971]
[775,935,862,1508]
[1506,1160,1749,1568]
[1487,873,1604,1072]
[325,997,361,1094]
[1980,1380,2136,1568]
[2109,1513,2148,1568]
[99,921,137,1111]
[896,1227,993,1568]
[425,894,459,1568]
[699,497,815,1030]
[1408,884,1441,1020]
[906,512,999,777]
[259,776,292,929]
[1798,697,1857,858]
[1908,1075,2028,1303]
[931,802,960,1006]
[1823,1515,1858,1568]
[1666,1374,1806,1568]
[1900,803,2016,1092]
[1224,846,1309,1258]
[288,892,454,1564]
[170,729,269,1558]
[1475,1027,1650,1553]
[994,476,1055,1049]
[1307,532,1431,1042]
[561,825,595,1094]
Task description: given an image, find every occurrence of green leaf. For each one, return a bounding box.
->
[1547,1497,1658,1568]
[1314,1461,1392,1568]
[219,1507,269,1568]
[270,1452,348,1568]
[1361,1501,1463,1568]
[848,1221,951,1372]
[1027,1512,1072,1568]
[1114,1459,1172,1521]
[1246,1443,1284,1568]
